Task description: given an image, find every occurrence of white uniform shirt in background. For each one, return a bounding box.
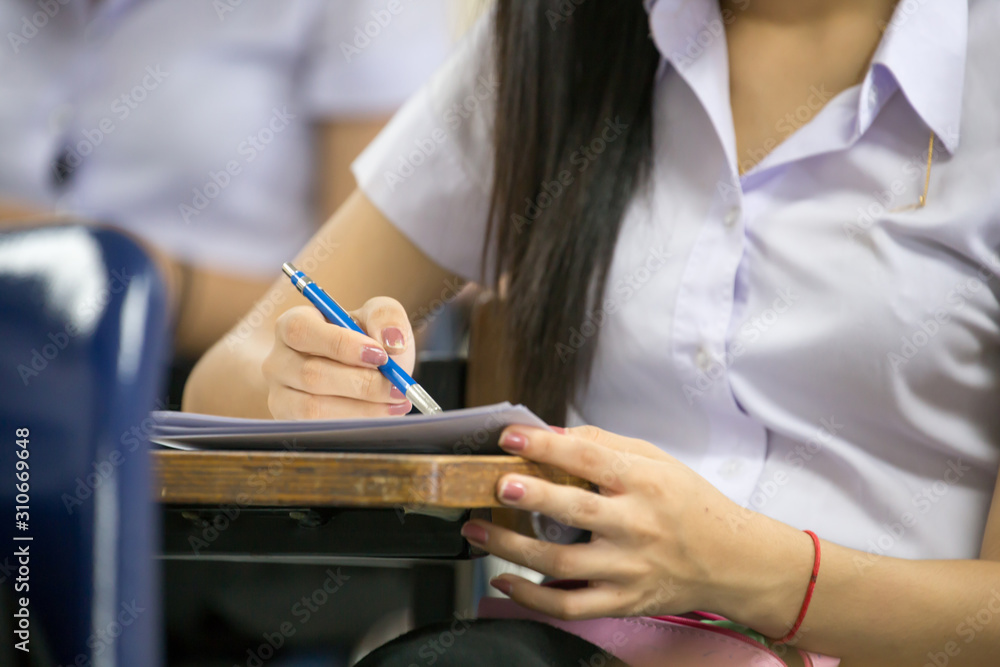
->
[353,0,1000,560]
[0,0,453,276]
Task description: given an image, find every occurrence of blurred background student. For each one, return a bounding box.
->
[0,1,469,664]
[0,0,457,408]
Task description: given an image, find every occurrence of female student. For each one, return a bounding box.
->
[185,0,1000,664]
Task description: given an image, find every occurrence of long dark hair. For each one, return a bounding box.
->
[486,1,660,425]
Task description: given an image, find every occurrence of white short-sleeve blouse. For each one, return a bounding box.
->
[0,0,453,276]
[353,0,1000,560]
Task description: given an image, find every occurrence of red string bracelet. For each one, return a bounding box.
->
[772,530,821,646]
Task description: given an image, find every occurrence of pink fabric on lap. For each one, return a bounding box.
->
[479,597,840,667]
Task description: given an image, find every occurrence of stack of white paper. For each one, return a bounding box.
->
[150,402,549,455]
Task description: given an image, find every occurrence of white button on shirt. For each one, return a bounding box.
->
[722,207,741,228]
[0,0,453,276]
[694,346,714,372]
[353,0,1000,559]
[719,458,745,481]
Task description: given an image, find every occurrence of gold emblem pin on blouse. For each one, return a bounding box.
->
[890,131,936,212]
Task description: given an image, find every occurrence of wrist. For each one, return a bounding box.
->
[706,512,817,639]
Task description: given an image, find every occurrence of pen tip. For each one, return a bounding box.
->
[282,262,298,278]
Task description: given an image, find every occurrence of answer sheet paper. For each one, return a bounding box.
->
[149,402,549,455]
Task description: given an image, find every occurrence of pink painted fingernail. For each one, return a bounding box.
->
[461,523,488,545]
[390,386,406,400]
[499,432,528,452]
[499,480,526,503]
[362,345,388,366]
[389,401,412,416]
[551,426,566,434]
[490,578,512,596]
[381,327,405,350]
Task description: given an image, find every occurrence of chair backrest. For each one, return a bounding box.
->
[0,225,169,667]
[465,293,540,536]
[465,291,514,409]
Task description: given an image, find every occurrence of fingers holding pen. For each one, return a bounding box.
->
[265,296,420,419]
[263,344,407,404]
[354,296,416,370]
[267,384,412,420]
[276,306,391,368]
[264,306,413,418]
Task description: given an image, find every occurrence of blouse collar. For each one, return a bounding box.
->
[645,0,968,153]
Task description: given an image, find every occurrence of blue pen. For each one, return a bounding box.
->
[282,262,443,415]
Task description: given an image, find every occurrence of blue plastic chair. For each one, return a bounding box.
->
[0,225,169,667]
